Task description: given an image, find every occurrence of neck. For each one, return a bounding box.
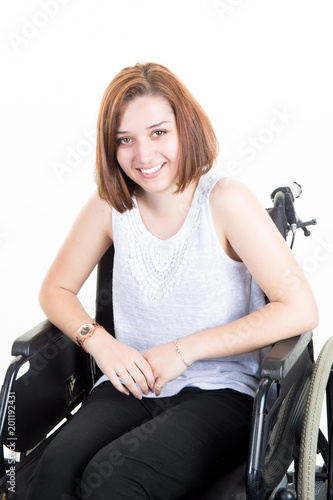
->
[135,180,199,240]
[137,180,198,217]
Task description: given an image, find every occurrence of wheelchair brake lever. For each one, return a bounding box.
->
[296,218,317,237]
[288,218,316,249]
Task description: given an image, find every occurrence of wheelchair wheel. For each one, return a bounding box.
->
[298,337,333,500]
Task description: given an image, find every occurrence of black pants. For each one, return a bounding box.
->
[26,382,253,500]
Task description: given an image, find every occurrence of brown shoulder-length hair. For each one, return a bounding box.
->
[95,62,219,212]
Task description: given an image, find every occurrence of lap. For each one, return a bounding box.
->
[27,382,253,500]
[83,385,254,499]
[26,382,153,499]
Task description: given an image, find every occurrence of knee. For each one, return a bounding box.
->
[27,443,80,500]
[81,450,122,497]
[81,450,148,500]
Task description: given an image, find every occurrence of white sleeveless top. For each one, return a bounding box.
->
[95,171,269,398]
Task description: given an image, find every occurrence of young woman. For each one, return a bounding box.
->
[26,62,318,499]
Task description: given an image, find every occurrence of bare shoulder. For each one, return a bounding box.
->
[210,178,261,213]
[210,178,272,234]
[39,191,114,295]
[86,190,113,213]
[209,177,286,263]
[77,190,114,241]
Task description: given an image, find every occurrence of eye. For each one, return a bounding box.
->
[152,130,166,138]
[116,137,132,146]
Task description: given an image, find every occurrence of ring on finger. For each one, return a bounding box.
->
[155,383,163,390]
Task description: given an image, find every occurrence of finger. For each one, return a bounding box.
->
[134,357,155,389]
[117,366,149,396]
[129,365,151,395]
[153,379,165,397]
[108,372,130,396]
[117,371,143,400]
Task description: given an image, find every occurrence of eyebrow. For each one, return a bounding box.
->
[115,121,171,135]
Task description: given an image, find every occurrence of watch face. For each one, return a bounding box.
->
[80,325,92,337]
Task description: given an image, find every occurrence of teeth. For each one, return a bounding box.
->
[140,162,164,175]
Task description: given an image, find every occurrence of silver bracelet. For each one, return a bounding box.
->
[174,339,192,368]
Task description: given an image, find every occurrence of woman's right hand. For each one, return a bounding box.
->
[84,327,155,399]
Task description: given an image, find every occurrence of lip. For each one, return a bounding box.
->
[137,162,166,179]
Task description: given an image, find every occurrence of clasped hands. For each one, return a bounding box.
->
[90,334,190,399]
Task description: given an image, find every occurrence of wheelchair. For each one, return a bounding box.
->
[0,181,331,500]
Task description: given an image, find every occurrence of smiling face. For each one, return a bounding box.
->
[115,95,180,196]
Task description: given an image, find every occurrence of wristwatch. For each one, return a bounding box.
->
[75,322,100,351]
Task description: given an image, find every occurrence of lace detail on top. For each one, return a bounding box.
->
[119,174,219,299]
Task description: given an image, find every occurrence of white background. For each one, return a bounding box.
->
[1,0,332,387]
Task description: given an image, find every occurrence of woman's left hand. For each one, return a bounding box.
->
[143,341,189,396]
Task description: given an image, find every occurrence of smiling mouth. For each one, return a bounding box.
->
[139,162,165,175]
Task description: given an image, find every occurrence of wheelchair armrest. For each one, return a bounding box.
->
[248,331,314,495]
[260,331,313,381]
[11,319,65,358]
[2,319,92,454]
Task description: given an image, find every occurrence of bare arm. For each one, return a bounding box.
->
[39,192,113,335]
[186,179,319,357]
[144,179,319,394]
[39,191,155,399]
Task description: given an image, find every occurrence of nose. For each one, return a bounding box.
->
[135,138,155,165]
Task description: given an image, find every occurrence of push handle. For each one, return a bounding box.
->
[270,182,317,248]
